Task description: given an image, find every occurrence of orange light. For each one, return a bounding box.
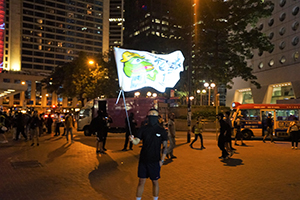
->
[14,105,16,107]
[44,114,49,118]
[52,104,56,109]
[50,114,55,118]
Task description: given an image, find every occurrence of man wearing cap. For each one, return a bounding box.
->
[217,113,230,160]
[130,109,168,200]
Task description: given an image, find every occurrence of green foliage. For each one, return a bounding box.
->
[177,0,274,93]
[42,51,119,107]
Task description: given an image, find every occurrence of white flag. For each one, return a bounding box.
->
[114,47,184,93]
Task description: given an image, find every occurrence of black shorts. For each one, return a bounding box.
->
[138,162,161,180]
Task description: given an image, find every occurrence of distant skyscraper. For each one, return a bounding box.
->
[109,0,124,50]
[3,0,109,73]
[123,0,185,54]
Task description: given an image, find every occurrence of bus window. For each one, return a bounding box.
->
[240,109,260,120]
[276,109,299,121]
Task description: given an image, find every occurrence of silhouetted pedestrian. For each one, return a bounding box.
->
[166,113,177,159]
[65,114,74,143]
[263,113,274,143]
[46,116,53,134]
[190,116,205,149]
[15,112,27,141]
[287,117,300,149]
[122,112,137,151]
[217,113,230,160]
[90,110,106,154]
[29,111,40,146]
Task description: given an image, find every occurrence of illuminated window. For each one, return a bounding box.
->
[271,83,294,104]
[280,56,286,64]
[293,51,299,61]
[269,59,274,67]
[258,62,263,69]
[36,19,43,24]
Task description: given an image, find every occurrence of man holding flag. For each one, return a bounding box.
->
[130,109,168,200]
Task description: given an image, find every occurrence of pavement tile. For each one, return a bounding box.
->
[0,131,300,200]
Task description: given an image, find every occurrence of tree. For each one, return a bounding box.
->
[177,0,274,95]
[42,52,119,107]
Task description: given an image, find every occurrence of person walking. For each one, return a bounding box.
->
[90,110,107,154]
[224,111,236,151]
[29,111,40,146]
[190,116,205,149]
[122,112,137,151]
[102,113,112,151]
[234,115,245,146]
[217,113,230,160]
[130,109,168,200]
[65,114,74,143]
[0,111,8,143]
[166,113,177,159]
[46,116,53,134]
[263,113,275,143]
[287,117,300,149]
[15,112,27,141]
[54,113,61,136]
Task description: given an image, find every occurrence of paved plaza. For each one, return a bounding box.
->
[0,130,300,200]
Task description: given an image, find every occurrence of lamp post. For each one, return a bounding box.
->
[201,89,206,106]
[204,82,215,106]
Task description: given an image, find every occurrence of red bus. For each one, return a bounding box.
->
[231,102,300,139]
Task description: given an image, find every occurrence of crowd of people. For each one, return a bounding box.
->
[0,110,75,145]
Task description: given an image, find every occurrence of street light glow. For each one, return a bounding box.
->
[211,83,216,88]
[202,89,206,93]
[197,89,200,94]
[152,93,157,97]
[88,60,95,65]
[147,91,152,97]
[204,82,209,88]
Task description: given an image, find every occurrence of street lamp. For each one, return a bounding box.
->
[134,92,140,98]
[147,91,152,97]
[152,93,157,98]
[201,89,206,106]
[204,82,215,106]
[88,60,95,65]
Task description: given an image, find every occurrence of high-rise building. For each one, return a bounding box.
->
[123,0,186,54]
[0,0,110,110]
[227,0,300,106]
[109,0,124,50]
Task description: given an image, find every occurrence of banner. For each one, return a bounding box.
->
[114,47,184,93]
